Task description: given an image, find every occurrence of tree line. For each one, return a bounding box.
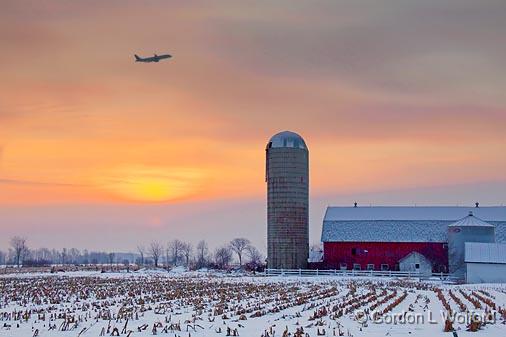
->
[139,237,263,270]
[0,236,265,271]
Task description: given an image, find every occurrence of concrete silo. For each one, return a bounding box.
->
[448,211,495,279]
[266,131,309,269]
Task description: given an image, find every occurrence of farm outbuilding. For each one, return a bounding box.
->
[448,212,495,279]
[465,242,506,284]
[399,251,433,276]
[321,206,506,275]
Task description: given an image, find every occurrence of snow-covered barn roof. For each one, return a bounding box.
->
[321,220,448,242]
[465,242,506,264]
[324,206,506,221]
[321,206,506,243]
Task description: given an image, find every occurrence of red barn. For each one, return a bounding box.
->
[320,206,506,273]
[322,241,447,272]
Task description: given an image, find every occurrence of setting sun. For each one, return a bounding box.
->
[95,166,205,202]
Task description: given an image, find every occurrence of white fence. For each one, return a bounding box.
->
[264,268,457,282]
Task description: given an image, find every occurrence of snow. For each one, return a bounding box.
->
[321,220,448,242]
[324,206,506,221]
[321,207,506,243]
[449,213,495,227]
[168,266,188,273]
[1,271,505,337]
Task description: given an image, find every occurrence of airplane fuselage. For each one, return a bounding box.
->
[135,54,171,63]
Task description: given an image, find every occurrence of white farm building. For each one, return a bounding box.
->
[465,242,506,284]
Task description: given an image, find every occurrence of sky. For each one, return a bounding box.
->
[0,1,505,252]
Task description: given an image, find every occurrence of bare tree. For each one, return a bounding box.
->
[33,248,49,263]
[229,238,250,267]
[169,239,185,266]
[246,245,263,269]
[108,252,115,267]
[122,259,130,272]
[61,248,68,265]
[214,246,232,269]
[165,243,171,271]
[196,240,209,269]
[68,248,80,265]
[10,236,28,267]
[137,245,145,266]
[0,250,5,266]
[83,249,90,265]
[149,241,163,268]
[181,242,192,267]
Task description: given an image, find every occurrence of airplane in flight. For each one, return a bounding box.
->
[134,53,172,63]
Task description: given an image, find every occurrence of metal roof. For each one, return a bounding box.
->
[321,206,506,243]
[267,131,307,150]
[321,220,448,243]
[324,206,506,221]
[465,242,506,264]
[448,212,495,227]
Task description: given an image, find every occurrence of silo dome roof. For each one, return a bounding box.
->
[448,211,495,227]
[267,131,307,150]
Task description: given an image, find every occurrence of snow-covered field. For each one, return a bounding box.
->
[1,271,505,337]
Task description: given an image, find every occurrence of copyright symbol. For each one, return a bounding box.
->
[354,309,368,324]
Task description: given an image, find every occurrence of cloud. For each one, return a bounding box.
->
[204,1,506,102]
[0,0,504,208]
[0,178,84,187]
[2,0,505,143]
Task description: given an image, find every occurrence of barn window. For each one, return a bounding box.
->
[381,264,389,271]
[366,264,374,271]
[415,263,420,269]
[339,263,347,270]
[353,264,361,270]
[351,248,357,256]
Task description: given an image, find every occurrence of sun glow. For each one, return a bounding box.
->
[96,166,205,202]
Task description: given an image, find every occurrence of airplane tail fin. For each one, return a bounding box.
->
[134,54,141,61]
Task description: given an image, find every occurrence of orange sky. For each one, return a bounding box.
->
[0,1,505,250]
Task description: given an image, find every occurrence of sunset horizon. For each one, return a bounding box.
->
[1,1,505,253]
